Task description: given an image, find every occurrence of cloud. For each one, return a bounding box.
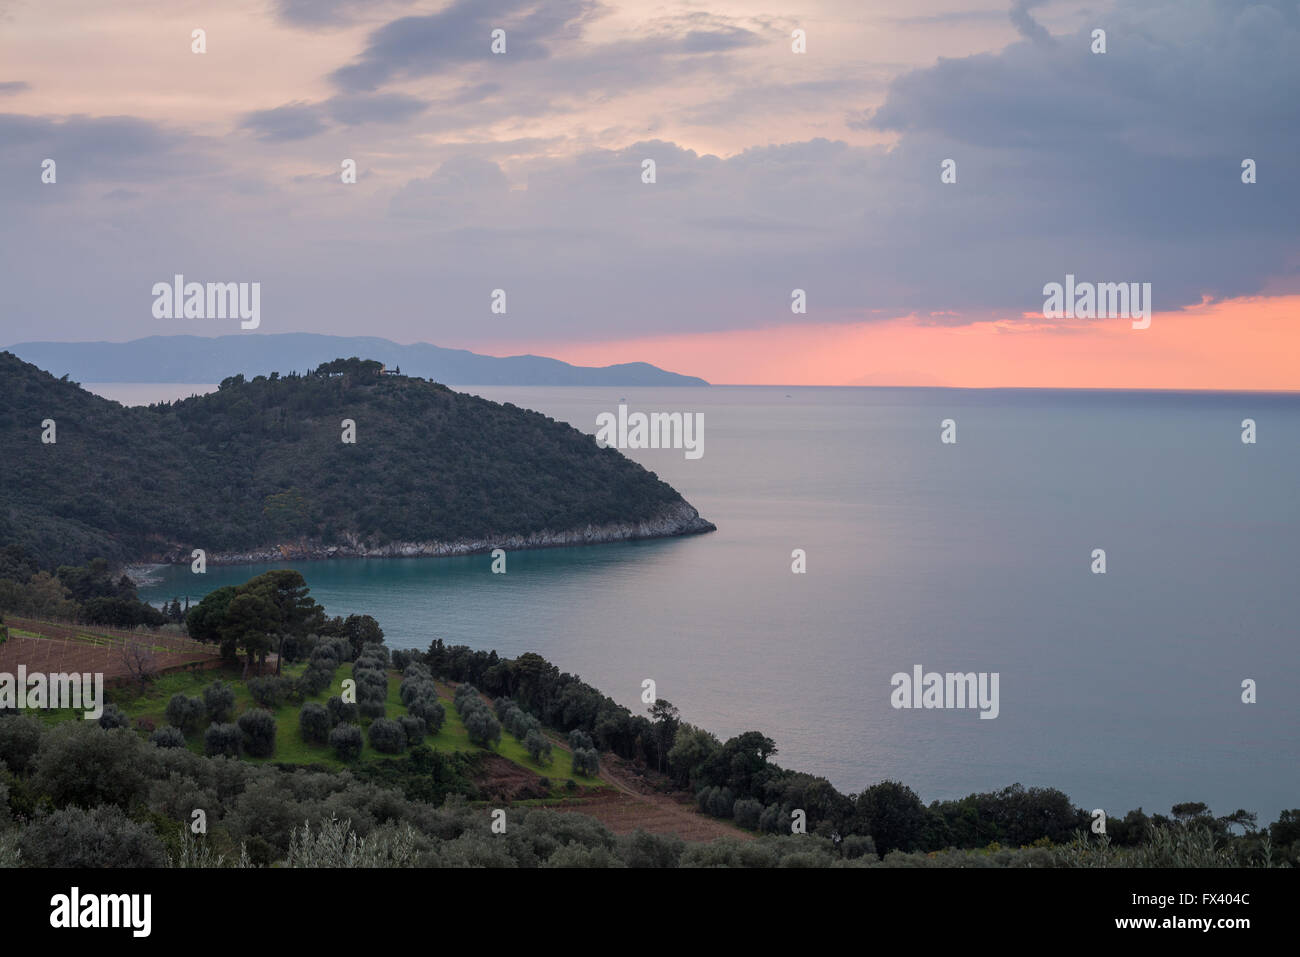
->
[890,9,1006,26]
[327,0,764,116]
[1,0,1297,350]
[1008,0,1053,45]
[390,155,512,221]
[677,25,762,54]
[0,81,29,95]
[324,92,429,125]
[240,102,328,141]
[329,0,595,92]
[0,113,198,183]
[273,0,417,29]
[685,78,886,127]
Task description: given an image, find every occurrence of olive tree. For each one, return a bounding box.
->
[299,702,332,744]
[165,694,206,734]
[329,724,363,761]
[368,718,406,755]
[204,722,242,758]
[238,709,277,758]
[524,728,553,766]
[203,680,236,723]
[150,725,187,749]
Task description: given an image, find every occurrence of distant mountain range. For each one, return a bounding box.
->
[4,334,709,387]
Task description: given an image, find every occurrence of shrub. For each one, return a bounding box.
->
[19,805,165,867]
[165,694,205,734]
[0,715,43,774]
[842,834,877,860]
[616,830,685,868]
[33,722,154,808]
[247,676,288,709]
[204,722,242,758]
[409,698,445,735]
[368,718,406,754]
[201,680,235,723]
[524,728,553,765]
[150,725,187,749]
[286,814,420,868]
[400,676,437,707]
[732,797,764,829]
[399,714,425,745]
[134,716,156,734]
[97,703,130,730]
[758,802,784,834]
[310,641,340,664]
[359,642,389,666]
[280,634,310,663]
[358,695,387,719]
[572,747,600,777]
[299,702,332,744]
[463,708,501,749]
[503,706,538,741]
[238,709,277,758]
[329,724,363,761]
[326,696,358,725]
[300,661,336,695]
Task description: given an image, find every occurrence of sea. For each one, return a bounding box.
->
[95,382,1300,824]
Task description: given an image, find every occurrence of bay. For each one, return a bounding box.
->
[126,384,1300,823]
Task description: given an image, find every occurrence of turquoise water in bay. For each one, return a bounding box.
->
[133,385,1300,823]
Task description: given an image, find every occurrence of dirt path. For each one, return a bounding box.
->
[547,731,753,842]
[433,680,751,842]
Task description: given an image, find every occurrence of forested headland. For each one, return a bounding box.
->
[0,353,713,570]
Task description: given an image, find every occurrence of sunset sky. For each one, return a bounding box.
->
[1,0,1296,387]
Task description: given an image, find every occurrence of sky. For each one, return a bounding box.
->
[0,0,1296,387]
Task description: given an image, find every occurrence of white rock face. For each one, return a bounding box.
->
[150,501,715,566]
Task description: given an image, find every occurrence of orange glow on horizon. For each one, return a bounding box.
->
[483,295,1300,390]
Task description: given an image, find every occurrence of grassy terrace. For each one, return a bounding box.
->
[21,643,603,787]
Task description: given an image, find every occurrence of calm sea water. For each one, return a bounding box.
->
[121,384,1300,823]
